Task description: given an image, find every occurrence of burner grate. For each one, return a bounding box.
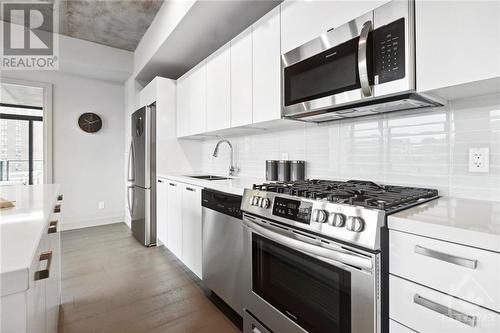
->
[252,179,438,211]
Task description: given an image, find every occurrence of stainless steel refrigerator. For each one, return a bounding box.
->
[127,103,156,246]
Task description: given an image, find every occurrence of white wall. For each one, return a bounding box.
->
[0,20,133,83]
[2,32,132,230]
[199,93,500,202]
[3,71,126,230]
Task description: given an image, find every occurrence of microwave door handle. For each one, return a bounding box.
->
[358,20,373,97]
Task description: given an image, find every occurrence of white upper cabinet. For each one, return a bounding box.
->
[416,0,500,94]
[280,0,389,54]
[252,6,281,124]
[188,62,207,135]
[230,27,253,127]
[206,43,231,131]
[176,61,207,137]
[176,75,189,137]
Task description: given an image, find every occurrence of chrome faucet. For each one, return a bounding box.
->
[212,139,238,176]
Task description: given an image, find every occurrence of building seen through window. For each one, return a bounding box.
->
[0,83,44,185]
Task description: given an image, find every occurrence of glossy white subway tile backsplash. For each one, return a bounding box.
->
[198,93,500,201]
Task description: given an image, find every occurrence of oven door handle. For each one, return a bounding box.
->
[245,219,373,271]
[358,20,373,97]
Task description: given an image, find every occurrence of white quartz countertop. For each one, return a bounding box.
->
[388,196,500,253]
[157,172,265,196]
[1,184,60,295]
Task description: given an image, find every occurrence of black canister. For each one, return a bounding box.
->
[277,160,291,181]
[290,160,306,181]
[266,160,279,181]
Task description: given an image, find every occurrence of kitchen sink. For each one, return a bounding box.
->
[186,175,232,181]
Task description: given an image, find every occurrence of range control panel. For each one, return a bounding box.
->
[272,197,312,225]
[373,17,405,84]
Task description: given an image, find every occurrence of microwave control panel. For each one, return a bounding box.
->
[373,18,405,84]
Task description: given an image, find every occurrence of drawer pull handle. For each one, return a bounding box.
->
[48,220,58,234]
[414,245,477,269]
[169,183,176,187]
[34,251,53,281]
[414,294,477,328]
[186,187,195,192]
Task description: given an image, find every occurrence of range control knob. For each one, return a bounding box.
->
[259,198,270,209]
[346,216,365,232]
[251,196,259,206]
[328,213,346,227]
[312,209,328,223]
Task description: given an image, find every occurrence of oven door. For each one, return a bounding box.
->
[282,12,374,119]
[243,214,380,333]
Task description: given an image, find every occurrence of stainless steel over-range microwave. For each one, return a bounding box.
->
[281,0,443,122]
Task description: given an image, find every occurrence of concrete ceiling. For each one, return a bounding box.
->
[6,0,163,51]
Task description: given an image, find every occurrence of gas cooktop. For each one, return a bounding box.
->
[252,179,438,212]
[243,179,439,250]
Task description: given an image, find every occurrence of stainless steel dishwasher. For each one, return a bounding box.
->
[202,188,247,316]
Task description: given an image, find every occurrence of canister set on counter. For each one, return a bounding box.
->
[266,160,305,181]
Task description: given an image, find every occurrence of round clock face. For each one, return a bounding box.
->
[78,113,102,133]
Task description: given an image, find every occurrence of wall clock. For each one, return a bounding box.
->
[78,113,102,133]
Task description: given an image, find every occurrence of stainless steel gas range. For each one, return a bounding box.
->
[240,180,438,333]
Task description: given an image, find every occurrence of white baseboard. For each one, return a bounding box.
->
[61,215,124,231]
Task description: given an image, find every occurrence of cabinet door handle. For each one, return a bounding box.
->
[185,187,195,192]
[414,294,477,327]
[48,220,58,234]
[53,204,61,213]
[34,251,53,281]
[414,245,477,269]
[169,182,177,186]
[158,179,163,183]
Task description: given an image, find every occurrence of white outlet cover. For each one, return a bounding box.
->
[468,147,489,173]
[98,201,105,209]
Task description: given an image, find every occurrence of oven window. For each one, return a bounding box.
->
[252,233,351,333]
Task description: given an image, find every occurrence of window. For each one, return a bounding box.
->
[0,83,45,185]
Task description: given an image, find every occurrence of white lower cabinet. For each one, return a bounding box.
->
[156,178,168,246]
[390,275,500,333]
[163,179,203,279]
[1,200,62,333]
[45,218,61,333]
[390,230,500,312]
[166,180,183,260]
[389,229,500,333]
[181,184,203,279]
[27,235,48,333]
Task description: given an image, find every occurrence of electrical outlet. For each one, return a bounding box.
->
[469,147,489,173]
[98,201,105,209]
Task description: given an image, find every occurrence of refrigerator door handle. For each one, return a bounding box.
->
[127,184,135,217]
[127,141,135,182]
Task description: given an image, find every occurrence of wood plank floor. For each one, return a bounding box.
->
[58,223,241,333]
